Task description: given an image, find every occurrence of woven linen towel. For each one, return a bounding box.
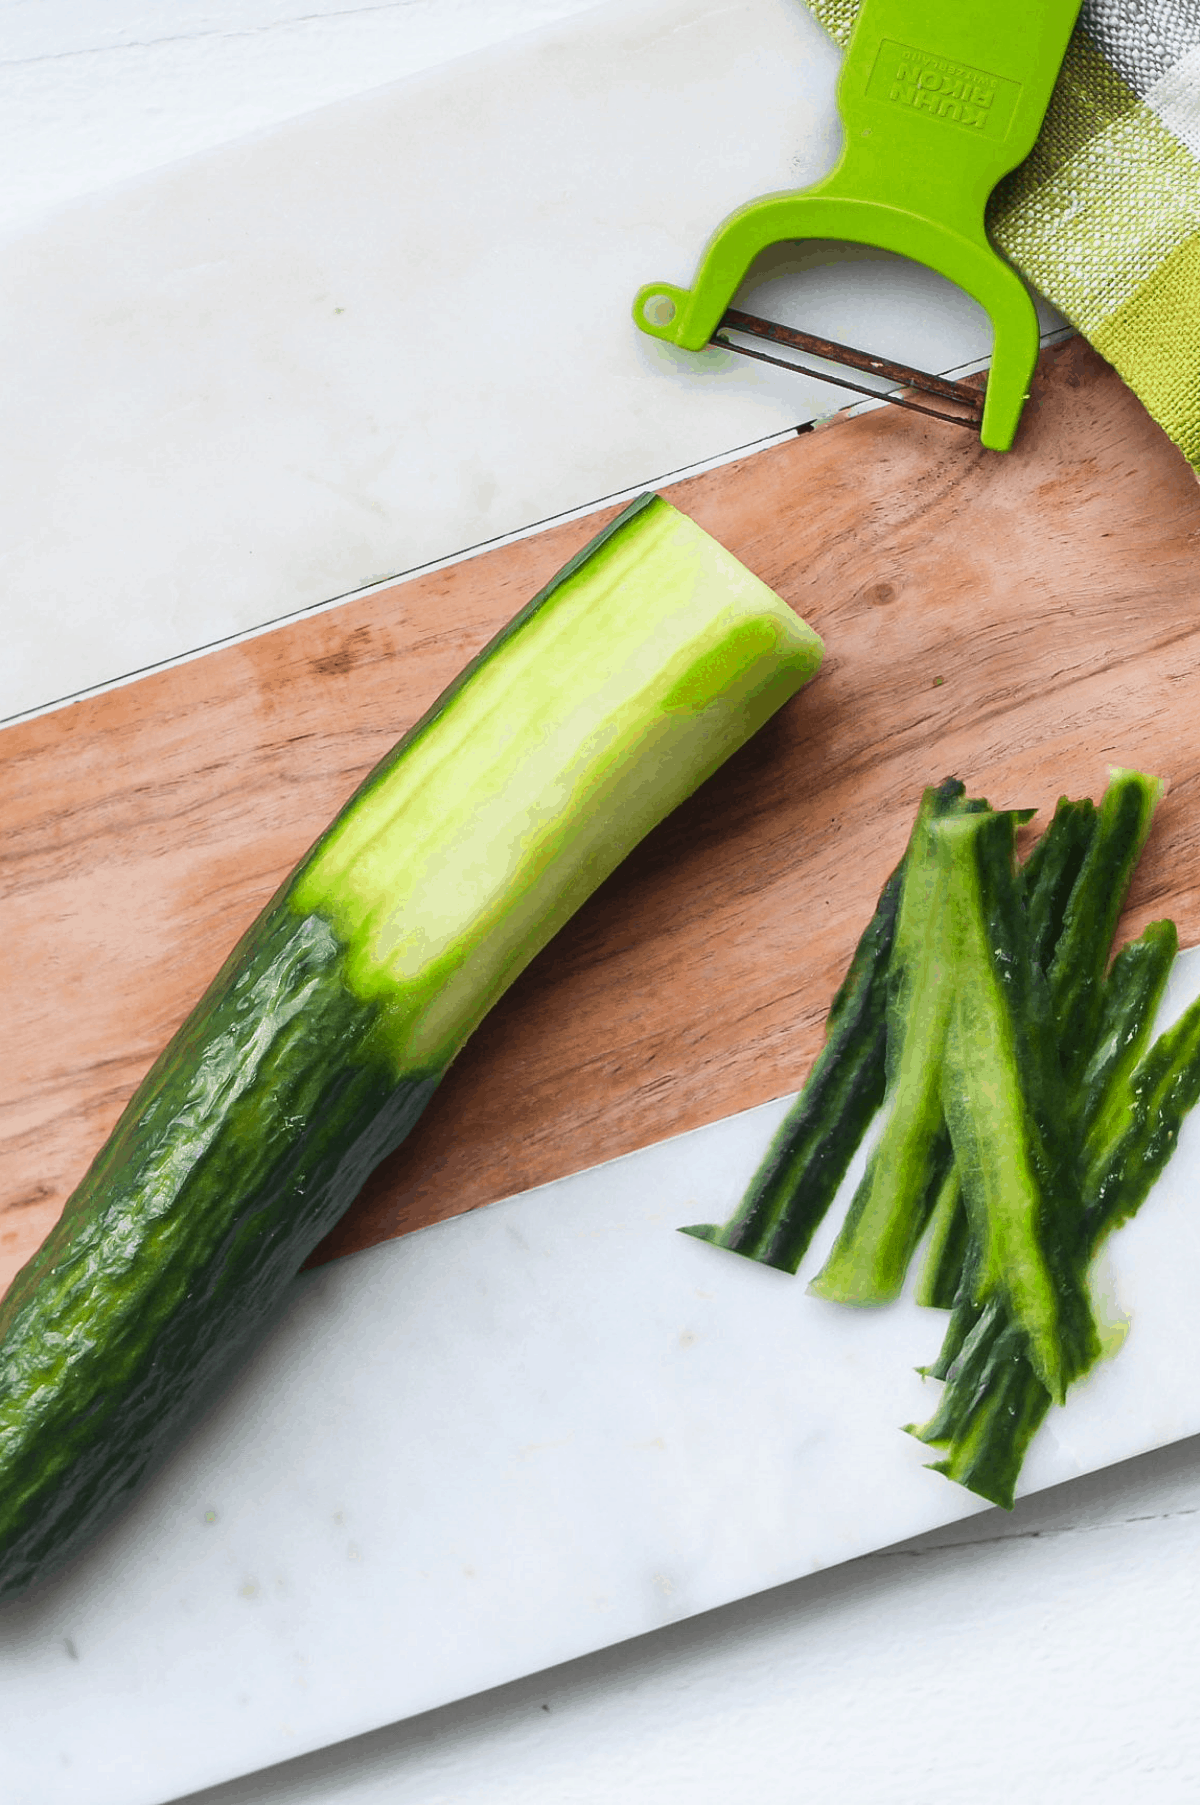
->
[809,0,1200,469]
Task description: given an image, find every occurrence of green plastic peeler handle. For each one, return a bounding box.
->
[634,0,1081,451]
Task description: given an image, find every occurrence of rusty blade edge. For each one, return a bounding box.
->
[711,333,983,431]
[719,307,985,412]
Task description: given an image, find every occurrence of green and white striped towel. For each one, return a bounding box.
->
[810,0,1200,469]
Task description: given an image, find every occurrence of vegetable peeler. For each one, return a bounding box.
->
[633,0,1081,451]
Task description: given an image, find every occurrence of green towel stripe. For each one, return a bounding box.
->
[1093,235,1200,467]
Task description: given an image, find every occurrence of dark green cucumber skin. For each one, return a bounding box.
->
[914,1296,1052,1508]
[682,778,969,1273]
[680,884,896,1272]
[922,795,1138,1351]
[681,1016,890,1273]
[916,927,1199,1509]
[807,795,1011,1306]
[1078,919,1177,1135]
[1047,773,1159,1081]
[915,781,1168,1504]
[939,810,1099,1399]
[1083,985,1200,1246]
[913,1156,965,1312]
[1021,796,1098,972]
[916,797,1099,1311]
[919,1252,983,1381]
[0,904,439,1600]
[917,991,1200,1506]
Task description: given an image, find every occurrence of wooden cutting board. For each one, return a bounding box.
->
[4,336,1200,1300]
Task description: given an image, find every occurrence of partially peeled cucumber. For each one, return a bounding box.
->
[0,494,822,1599]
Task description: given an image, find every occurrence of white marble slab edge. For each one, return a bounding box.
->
[0,0,1063,729]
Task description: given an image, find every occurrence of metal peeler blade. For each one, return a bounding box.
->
[712,307,984,430]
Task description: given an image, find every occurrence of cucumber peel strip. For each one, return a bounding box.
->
[805,792,1012,1307]
[936,808,1098,1403]
[681,778,971,1274]
[911,953,1200,1507]
[915,796,1098,1311]
[911,774,1197,1505]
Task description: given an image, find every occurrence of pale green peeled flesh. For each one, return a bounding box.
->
[291,496,824,1074]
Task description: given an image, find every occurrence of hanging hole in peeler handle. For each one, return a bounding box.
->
[641,293,678,328]
[635,285,688,336]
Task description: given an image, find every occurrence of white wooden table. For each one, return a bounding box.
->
[6,5,1200,1802]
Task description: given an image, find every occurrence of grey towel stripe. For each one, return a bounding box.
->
[1082,0,1200,97]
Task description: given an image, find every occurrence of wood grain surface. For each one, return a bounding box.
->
[3,337,1200,1297]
